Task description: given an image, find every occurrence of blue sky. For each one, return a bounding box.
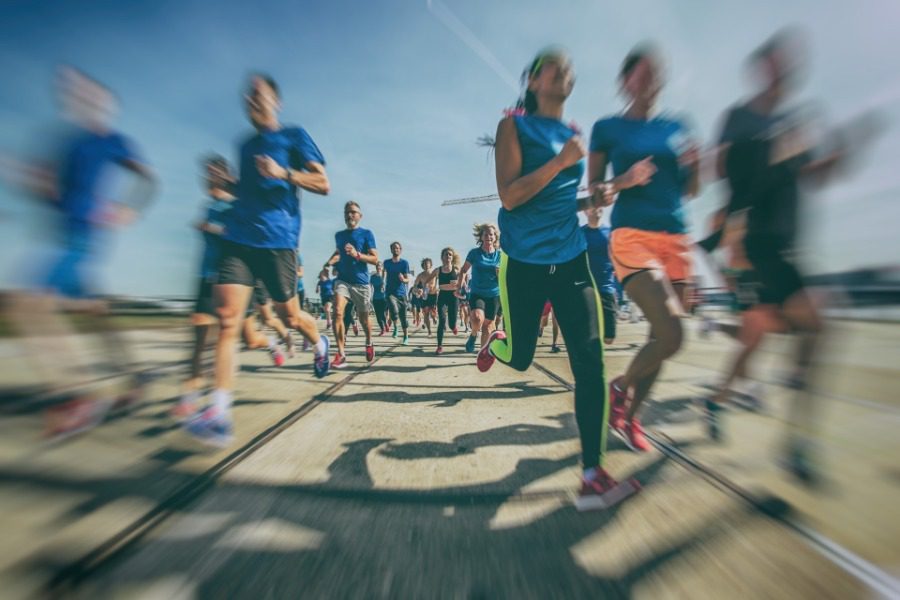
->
[1,0,897,297]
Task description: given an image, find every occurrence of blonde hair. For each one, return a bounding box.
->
[441,247,461,270]
[472,223,499,245]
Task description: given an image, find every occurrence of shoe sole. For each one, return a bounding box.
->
[575,478,641,512]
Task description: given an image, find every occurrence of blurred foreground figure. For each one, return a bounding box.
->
[702,29,883,485]
[1,66,156,440]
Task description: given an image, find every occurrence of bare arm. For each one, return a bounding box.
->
[288,160,330,195]
[495,117,585,211]
[323,250,340,269]
[257,157,330,195]
[456,262,472,296]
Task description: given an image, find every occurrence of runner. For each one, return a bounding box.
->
[412,278,425,329]
[174,155,234,421]
[413,258,437,337]
[186,73,331,446]
[589,44,701,452]
[324,200,378,368]
[2,66,158,439]
[703,31,852,484]
[315,268,335,329]
[583,206,619,345]
[476,47,637,509]
[457,223,501,353]
[384,241,412,345]
[371,261,389,336]
[425,247,461,354]
[457,279,471,333]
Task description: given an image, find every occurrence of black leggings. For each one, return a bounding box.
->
[387,294,409,331]
[373,298,388,330]
[490,252,608,469]
[436,291,459,346]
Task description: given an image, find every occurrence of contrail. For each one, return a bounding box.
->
[426,0,520,92]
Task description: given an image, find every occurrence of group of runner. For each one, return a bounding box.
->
[7,27,865,507]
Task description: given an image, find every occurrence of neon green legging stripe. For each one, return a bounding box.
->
[585,254,609,465]
[489,252,514,363]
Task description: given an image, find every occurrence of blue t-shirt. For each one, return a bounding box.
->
[335,227,376,285]
[498,115,586,264]
[590,114,691,233]
[58,129,140,230]
[370,273,385,300]
[466,247,501,297]
[224,126,325,249]
[582,224,616,294]
[383,258,411,297]
[199,198,234,280]
[318,278,335,299]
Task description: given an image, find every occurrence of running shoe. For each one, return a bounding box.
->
[452,326,458,336]
[44,395,110,441]
[401,335,409,346]
[185,406,234,448]
[269,346,285,367]
[618,418,651,452]
[477,330,506,373]
[333,353,347,369]
[704,398,723,442]
[171,391,201,422]
[352,323,360,336]
[551,345,561,353]
[465,335,477,354]
[313,336,330,378]
[392,326,398,338]
[436,346,443,355]
[366,344,375,362]
[378,327,386,337]
[608,376,629,431]
[575,469,641,512]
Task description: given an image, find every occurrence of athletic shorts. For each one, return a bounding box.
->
[470,293,500,321]
[217,241,297,303]
[334,280,372,316]
[425,293,438,308]
[321,293,334,305]
[610,227,692,284]
[744,239,804,307]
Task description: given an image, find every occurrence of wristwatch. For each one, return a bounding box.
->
[284,167,294,182]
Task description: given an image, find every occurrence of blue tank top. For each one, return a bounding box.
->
[497,115,586,265]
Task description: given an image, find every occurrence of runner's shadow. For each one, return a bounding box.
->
[324,384,560,408]
[379,414,572,460]
[641,396,698,427]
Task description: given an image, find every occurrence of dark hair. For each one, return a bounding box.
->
[619,43,657,82]
[200,153,229,170]
[390,241,402,250]
[748,27,802,66]
[421,258,432,269]
[515,47,569,115]
[248,72,280,99]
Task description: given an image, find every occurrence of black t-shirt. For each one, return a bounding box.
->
[719,103,812,249]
